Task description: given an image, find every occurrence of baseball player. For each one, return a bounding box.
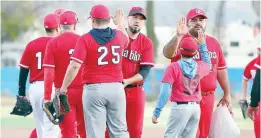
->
[18,13,60,138]
[122,7,154,138]
[106,7,154,138]
[58,5,129,138]
[152,31,212,138]
[247,55,260,138]
[239,48,260,119]
[162,8,231,138]
[43,11,86,138]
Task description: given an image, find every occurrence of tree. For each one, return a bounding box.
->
[1,1,36,43]
[252,0,260,17]
[146,1,159,59]
[213,1,227,57]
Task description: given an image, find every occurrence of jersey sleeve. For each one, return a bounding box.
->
[71,36,87,64]
[140,39,154,66]
[217,42,227,70]
[171,50,181,63]
[161,64,175,85]
[243,62,252,80]
[43,40,55,68]
[19,42,33,69]
[254,55,261,69]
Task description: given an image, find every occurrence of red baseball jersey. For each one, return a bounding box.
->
[255,55,261,70]
[19,37,53,83]
[43,32,82,89]
[243,57,259,80]
[122,33,154,83]
[171,33,226,92]
[162,61,211,102]
[71,30,128,84]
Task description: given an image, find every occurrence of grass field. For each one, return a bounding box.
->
[0,96,255,138]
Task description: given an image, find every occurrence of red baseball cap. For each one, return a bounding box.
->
[89,4,110,19]
[179,37,198,56]
[44,14,59,29]
[129,7,147,19]
[186,8,208,21]
[53,8,67,16]
[60,11,78,25]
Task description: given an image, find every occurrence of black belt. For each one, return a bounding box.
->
[125,83,143,88]
[176,102,199,105]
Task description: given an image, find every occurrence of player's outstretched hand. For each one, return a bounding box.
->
[152,116,159,124]
[195,30,206,45]
[113,8,125,26]
[176,17,187,37]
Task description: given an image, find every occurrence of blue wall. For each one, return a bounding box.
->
[1,67,253,96]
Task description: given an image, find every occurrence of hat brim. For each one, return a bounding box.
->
[188,14,208,21]
[128,12,146,20]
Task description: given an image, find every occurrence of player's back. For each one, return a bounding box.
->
[19,37,52,83]
[51,32,82,89]
[78,30,127,84]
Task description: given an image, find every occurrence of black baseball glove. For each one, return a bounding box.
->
[53,89,70,116]
[10,96,33,117]
[42,101,64,125]
[239,99,248,119]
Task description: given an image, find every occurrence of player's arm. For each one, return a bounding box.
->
[113,9,129,44]
[241,79,248,100]
[18,42,32,97]
[60,61,81,92]
[18,68,29,96]
[123,65,153,87]
[153,82,172,118]
[216,43,231,105]
[152,65,175,124]
[163,35,182,59]
[163,17,187,59]
[43,41,56,101]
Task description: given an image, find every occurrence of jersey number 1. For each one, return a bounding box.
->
[98,46,120,65]
[36,52,42,69]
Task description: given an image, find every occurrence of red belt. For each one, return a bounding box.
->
[201,91,214,96]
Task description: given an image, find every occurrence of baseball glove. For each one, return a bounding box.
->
[239,99,248,119]
[42,101,64,125]
[53,89,70,116]
[10,96,33,117]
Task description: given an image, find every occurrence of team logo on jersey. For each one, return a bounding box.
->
[123,50,141,61]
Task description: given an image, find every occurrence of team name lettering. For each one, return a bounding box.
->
[122,50,141,61]
[193,50,217,59]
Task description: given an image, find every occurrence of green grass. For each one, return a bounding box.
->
[1,103,253,130]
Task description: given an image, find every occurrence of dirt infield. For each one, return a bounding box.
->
[1,128,255,138]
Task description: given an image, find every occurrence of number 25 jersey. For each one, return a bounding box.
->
[19,37,53,83]
[71,29,128,84]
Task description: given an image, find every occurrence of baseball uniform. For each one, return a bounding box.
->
[154,38,212,138]
[243,57,259,81]
[70,4,129,138]
[105,7,153,138]
[43,11,85,138]
[19,14,60,138]
[171,33,226,138]
[252,55,260,138]
[123,34,154,138]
